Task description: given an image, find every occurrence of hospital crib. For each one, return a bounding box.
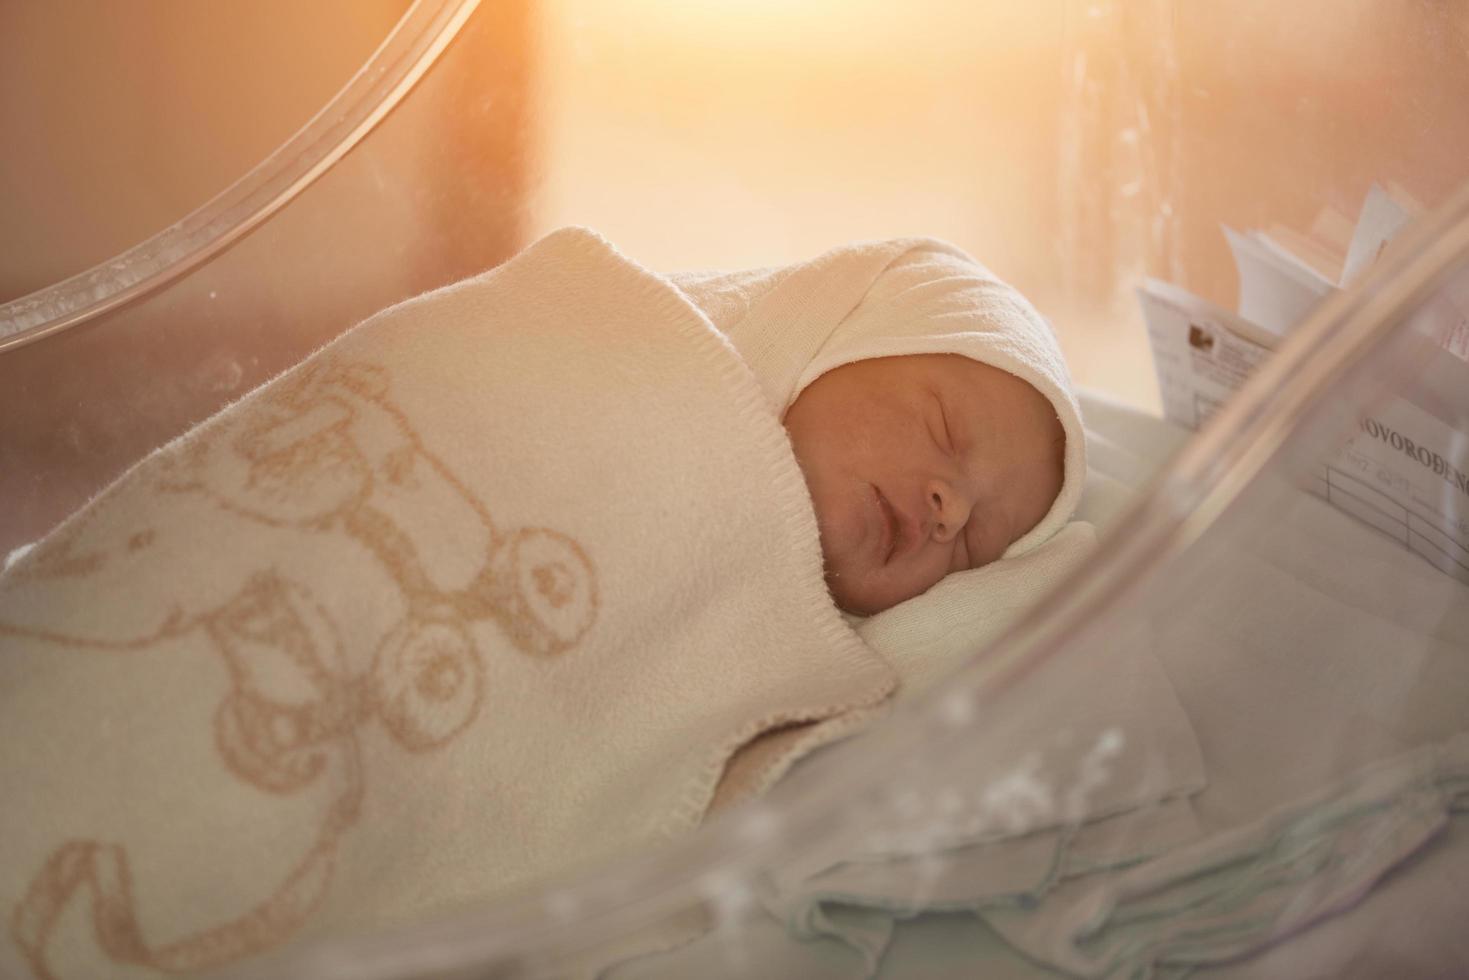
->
[2,2,1466,977]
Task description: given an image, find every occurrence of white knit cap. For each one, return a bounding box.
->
[671,238,1085,558]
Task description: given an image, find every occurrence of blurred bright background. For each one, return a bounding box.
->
[6,0,1469,424]
[526,0,1469,412]
[528,0,1154,404]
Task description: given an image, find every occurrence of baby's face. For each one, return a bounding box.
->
[783,354,1065,615]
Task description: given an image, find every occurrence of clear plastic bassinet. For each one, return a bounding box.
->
[3,2,1467,978]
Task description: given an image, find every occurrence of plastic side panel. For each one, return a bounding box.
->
[0,2,533,557]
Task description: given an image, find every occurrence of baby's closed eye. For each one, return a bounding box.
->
[930,394,955,455]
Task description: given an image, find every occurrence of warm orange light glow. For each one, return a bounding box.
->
[531,0,1469,411]
[529,0,1163,404]
[533,2,1063,264]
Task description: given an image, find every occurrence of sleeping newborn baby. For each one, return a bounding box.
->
[672,238,1085,615]
[785,354,1065,614]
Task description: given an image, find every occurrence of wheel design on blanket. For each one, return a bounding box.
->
[488,528,598,656]
[373,612,483,751]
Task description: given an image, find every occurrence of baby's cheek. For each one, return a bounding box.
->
[862,554,949,614]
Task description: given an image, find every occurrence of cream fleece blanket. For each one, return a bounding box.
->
[0,228,899,979]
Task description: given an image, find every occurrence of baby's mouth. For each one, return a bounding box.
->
[873,485,900,564]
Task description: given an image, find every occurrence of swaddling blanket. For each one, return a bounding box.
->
[0,228,896,979]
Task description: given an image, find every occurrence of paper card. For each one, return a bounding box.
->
[1341,183,1417,286]
[1224,226,1336,337]
[1137,278,1274,431]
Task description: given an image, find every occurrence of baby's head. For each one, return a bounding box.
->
[784,354,1066,615]
[672,236,1084,614]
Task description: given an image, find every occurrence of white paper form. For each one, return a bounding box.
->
[1137,278,1275,430]
[1141,182,1469,583]
[1138,279,1469,585]
[1321,371,1469,586]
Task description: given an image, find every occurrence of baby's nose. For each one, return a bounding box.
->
[925,478,973,543]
